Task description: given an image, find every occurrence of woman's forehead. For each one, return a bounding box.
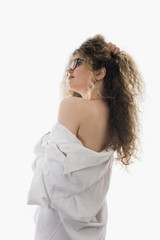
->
[72,53,81,60]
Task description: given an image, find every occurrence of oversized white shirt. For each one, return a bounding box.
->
[27,122,115,240]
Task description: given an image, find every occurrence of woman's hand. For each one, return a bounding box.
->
[106,42,120,55]
[46,131,51,135]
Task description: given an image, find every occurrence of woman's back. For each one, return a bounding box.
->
[77,98,110,152]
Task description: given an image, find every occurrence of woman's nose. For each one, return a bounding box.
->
[69,68,73,73]
[65,68,73,76]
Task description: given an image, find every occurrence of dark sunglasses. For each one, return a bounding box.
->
[70,58,84,71]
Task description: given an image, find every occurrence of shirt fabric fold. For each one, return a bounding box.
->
[27,122,115,240]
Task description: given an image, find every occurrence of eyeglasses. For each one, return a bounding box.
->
[70,58,84,71]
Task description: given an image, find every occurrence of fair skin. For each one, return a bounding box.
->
[107,42,120,55]
[67,54,106,101]
[67,42,120,101]
[46,43,120,152]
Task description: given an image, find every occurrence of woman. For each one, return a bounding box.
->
[27,34,144,240]
[60,34,144,165]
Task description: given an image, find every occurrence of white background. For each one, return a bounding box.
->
[0,0,159,239]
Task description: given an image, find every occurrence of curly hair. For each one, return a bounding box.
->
[59,34,145,170]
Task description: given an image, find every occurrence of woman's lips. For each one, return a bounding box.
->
[69,76,74,79]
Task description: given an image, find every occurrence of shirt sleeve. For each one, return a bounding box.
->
[27,133,113,222]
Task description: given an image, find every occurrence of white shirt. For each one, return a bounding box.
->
[27,122,115,240]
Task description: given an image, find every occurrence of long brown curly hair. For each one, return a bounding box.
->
[60,34,145,170]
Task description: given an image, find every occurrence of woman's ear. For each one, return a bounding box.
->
[94,67,106,81]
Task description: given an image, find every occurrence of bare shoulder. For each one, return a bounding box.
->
[57,96,84,136]
[59,96,85,108]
